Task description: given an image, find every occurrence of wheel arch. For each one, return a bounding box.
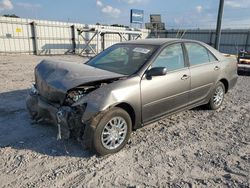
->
[219,78,229,93]
[115,102,136,129]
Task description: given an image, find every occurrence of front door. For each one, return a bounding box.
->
[141,43,190,123]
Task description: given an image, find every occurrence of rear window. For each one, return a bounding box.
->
[239,51,250,59]
[185,43,217,66]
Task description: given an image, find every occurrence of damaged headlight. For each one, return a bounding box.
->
[72,91,85,102]
[30,84,38,95]
[65,85,98,105]
[65,90,86,105]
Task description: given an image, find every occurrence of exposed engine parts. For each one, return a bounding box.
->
[65,87,95,105]
[64,82,111,105]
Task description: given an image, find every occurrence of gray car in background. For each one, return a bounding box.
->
[26,39,238,155]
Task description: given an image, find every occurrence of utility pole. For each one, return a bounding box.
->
[215,0,224,50]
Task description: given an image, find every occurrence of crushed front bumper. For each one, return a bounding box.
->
[26,90,84,140]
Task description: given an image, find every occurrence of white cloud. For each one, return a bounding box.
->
[96,0,103,7]
[122,0,143,4]
[196,5,203,13]
[172,9,217,29]
[222,18,250,29]
[16,2,41,9]
[225,0,250,8]
[96,0,121,17]
[0,0,13,11]
[225,1,241,8]
[102,5,121,17]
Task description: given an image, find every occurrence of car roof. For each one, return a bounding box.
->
[120,38,225,61]
[121,38,192,46]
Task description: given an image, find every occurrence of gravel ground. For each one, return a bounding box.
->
[0,55,249,188]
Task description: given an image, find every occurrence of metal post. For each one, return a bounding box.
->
[245,31,250,51]
[77,29,80,55]
[31,21,38,55]
[155,28,158,38]
[209,31,213,46]
[97,31,99,53]
[118,33,122,42]
[71,25,76,53]
[101,33,105,51]
[215,0,224,50]
[128,34,131,40]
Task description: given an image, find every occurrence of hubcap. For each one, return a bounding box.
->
[101,116,128,150]
[213,86,224,106]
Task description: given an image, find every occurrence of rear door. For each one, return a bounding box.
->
[141,43,190,123]
[184,42,221,105]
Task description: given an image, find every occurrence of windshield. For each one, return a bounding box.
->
[86,44,157,75]
[239,51,250,59]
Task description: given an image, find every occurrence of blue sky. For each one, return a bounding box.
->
[0,0,250,29]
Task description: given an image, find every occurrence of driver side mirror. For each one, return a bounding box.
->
[146,67,167,77]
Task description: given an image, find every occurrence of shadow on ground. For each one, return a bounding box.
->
[0,89,94,158]
[238,70,250,76]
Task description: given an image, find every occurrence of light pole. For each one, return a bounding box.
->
[215,0,224,50]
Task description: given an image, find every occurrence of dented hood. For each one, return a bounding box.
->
[35,60,123,103]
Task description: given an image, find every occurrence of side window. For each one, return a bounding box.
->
[185,43,211,66]
[152,43,185,72]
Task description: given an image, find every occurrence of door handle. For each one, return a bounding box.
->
[214,66,220,71]
[181,74,190,80]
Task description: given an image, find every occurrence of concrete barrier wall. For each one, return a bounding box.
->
[0,17,150,55]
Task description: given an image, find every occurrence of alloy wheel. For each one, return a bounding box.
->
[101,116,128,150]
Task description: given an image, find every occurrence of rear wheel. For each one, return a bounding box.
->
[93,107,132,156]
[207,81,225,110]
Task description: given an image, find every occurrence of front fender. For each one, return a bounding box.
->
[72,76,141,128]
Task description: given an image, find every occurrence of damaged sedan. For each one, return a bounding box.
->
[26,39,238,155]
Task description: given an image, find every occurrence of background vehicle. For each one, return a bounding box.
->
[26,39,238,155]
[237,49,250,75]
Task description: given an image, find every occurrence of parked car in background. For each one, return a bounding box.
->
[26,39,238,155]
[237,49,250,75]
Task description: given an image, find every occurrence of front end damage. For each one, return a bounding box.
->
[26,85,86,140]
[26,60,125,145]
[26,80,116,145]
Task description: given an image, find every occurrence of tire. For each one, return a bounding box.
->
[93,107,132,156]
[207,81,225,110]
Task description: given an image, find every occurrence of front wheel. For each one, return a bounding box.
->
[93,107,132,156]
[207,81,225,110]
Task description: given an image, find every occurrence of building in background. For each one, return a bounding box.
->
[145,14,166,38]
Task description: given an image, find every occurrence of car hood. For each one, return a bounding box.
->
[35,59,124,103]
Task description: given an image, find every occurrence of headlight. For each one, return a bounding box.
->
[72,93,85,102]
[65,90,86,105]
[30,84,38,95]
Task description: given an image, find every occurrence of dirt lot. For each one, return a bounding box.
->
[0,55,249,188]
